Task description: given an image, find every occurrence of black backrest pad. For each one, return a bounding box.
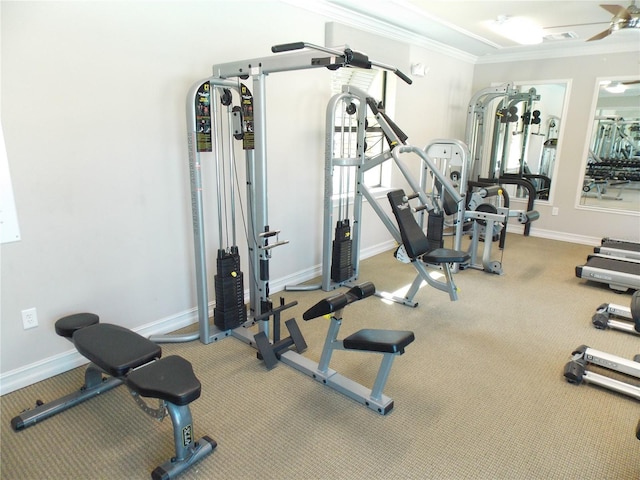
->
[346,282,375,301]
[426,213,444,251]
[73,323,162,377]
[387,189,430,259]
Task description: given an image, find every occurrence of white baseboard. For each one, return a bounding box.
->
[506,224,601,246]
[0,350,90,397]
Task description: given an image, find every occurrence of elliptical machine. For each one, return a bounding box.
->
[591,290,640,335]
[564,292,640,399]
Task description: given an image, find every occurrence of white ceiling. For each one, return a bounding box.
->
[324,0,640,60]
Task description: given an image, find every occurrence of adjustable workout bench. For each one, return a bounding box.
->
[300,282,414,414]
[11,313,215,480]
[386,188,470,307]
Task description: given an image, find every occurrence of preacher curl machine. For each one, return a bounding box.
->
[254,282,415,414]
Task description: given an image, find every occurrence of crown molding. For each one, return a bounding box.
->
[281,0,478,64]
[282,0,639,66]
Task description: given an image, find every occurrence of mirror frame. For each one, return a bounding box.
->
[575,75,640,216]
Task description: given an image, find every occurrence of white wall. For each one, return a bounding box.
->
[473,54,640,242]
[0,1,476,393]
[401,45,475,143]
[0,0,330,391]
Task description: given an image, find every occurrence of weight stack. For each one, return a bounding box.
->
[214,248,247,330]
[331,220,353,282]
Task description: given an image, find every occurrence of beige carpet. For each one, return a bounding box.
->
[1,234,639,479]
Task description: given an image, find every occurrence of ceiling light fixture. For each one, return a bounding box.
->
[488,15,544,45]
[604,82,627,93]
[542,32,578,42]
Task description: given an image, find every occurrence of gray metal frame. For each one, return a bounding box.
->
[293,85,467,306]
[489,88,541,179]
[320,86,369,291]
[421,140,537,275]
[592,291,640,335]
[565,346,640,400]
[465,84,517,181]
[279,308,405,415]
[156,42,411,347]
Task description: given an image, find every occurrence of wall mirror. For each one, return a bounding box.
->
[470,81,568,205]
[497,82,567,204]
[578,78,640,213]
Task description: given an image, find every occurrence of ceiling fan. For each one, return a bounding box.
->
[544,1,640,41]
[602,79,640,92]
[587,1,640,41]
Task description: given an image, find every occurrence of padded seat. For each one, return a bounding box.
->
[73,323,162,377]
[125,356,201,406]
[387,189,468,266]
[344,329,415,354]
[55,313,100,338]
[422,248,470,264]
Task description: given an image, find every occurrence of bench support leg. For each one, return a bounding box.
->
[11,364,122,431]
[370,353,396,402]
[317,318,342,373]
[404,273,425,305]
[151,403,216,480]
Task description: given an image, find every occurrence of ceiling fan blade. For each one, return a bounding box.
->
[600,4,632,20]
[587,28,613,41]
[543,21,609,29]
[622,80,640,85]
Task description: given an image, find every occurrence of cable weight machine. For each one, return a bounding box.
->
[465,84,548,236]
[286,84,471,305]
[153,42,411,345]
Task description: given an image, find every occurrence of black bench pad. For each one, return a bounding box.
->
[344,329,415,354]
[73,323,161,377]
[388,189,431,258]
[125,356,201,406]
[303,283,375,320]
[55,313,100,338]
[422,248,470,264]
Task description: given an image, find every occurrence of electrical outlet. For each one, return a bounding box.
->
[552,207,559,216]
[21,308,38,330]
